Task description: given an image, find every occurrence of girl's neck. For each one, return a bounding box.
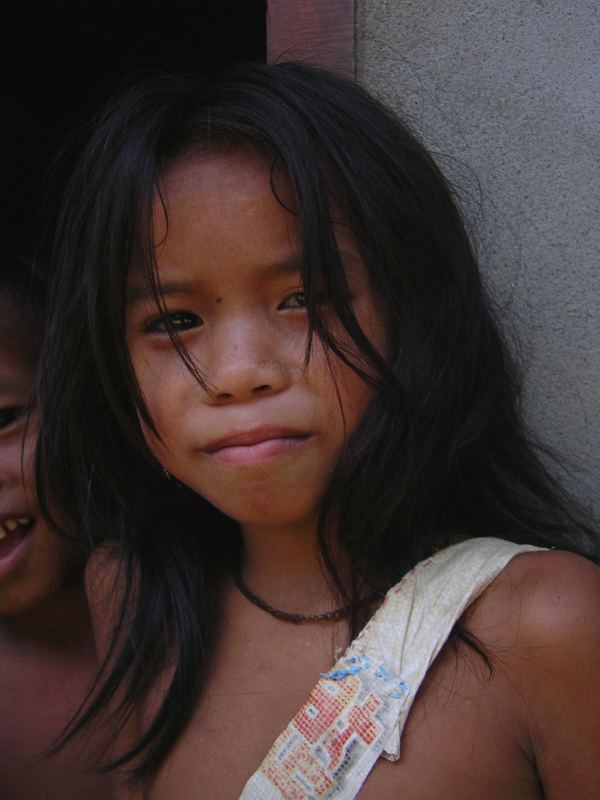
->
[239,519,346,616]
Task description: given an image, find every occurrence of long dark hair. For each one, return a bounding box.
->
[35,61,598,782]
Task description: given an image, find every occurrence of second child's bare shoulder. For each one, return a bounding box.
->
[85,543,123,591]
[84,544,130,638]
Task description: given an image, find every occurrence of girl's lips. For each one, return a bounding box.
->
[204,426,309,451]
[206,435,310,466]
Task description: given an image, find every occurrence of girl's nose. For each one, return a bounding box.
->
[207,322,291,404]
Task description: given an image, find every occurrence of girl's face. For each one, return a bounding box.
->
[127,150,386,534]
[0,298,77,617]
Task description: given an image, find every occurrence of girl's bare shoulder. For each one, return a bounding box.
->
[464,548,600,649]
[462,548,600,796]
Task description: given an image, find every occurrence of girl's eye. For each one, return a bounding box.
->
[0,407,22,431]
[145,311,202,334]
[279,292,309,310]
[279,290,331,310]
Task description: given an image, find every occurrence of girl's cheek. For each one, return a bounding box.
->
[355,293,390,359]
[129,347,173,414]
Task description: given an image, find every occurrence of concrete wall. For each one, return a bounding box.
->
[357,0,600,516]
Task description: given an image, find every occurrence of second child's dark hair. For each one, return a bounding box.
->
[36,62,598,782]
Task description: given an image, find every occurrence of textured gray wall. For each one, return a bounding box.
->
[357,0,600,516]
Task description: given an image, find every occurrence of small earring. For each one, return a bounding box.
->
[162,466,172,481]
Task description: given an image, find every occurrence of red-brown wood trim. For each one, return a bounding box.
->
[266,0,355,78]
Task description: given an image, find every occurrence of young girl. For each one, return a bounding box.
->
[0,250,109,798]
[37,63,600,798]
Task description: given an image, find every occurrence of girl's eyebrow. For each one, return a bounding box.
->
[126,281,197,305]
[126,260,304,305]
[266,251,362,276]
[126,250,364,306]
[260,256,304,278]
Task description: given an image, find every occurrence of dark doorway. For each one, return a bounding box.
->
[5,0,266,249]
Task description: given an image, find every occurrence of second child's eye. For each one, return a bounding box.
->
[0,406,22,431]
[145,311,202,334]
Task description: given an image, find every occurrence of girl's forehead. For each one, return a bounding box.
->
[136,148,367,296]
[154,149,357,253]
[126,149,296,297]
[150,149,301,260]
[159,148,289,209]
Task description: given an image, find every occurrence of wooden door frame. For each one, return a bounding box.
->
[266,0,355,77]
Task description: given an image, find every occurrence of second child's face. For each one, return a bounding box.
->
[127,150,386,534]
[0,298,77,617]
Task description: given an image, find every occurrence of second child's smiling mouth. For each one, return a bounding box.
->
[0,516,36,578]
[0,516,33,540]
